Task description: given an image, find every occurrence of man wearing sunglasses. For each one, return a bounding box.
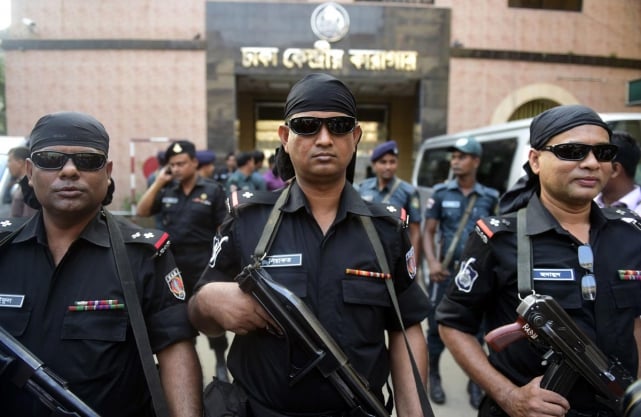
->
[0,112,202,416]
[437,105,641,417]
[189,73,430,417]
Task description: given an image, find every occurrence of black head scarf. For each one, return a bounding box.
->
[29,111,110,154]
[278,73,359,183]
[499,105,612,213]
[27,111,114,206]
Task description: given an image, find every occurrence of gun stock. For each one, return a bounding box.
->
[236,264,390,417]
[0,326,100,417]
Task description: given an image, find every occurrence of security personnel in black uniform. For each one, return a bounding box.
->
[137,140,227,296]
[437,105,641,417]
[189,73,430,417]
[0,111,202,417]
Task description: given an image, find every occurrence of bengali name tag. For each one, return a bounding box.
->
[0,294,25,308]
[532,269,575,281]
[261,254,302,268]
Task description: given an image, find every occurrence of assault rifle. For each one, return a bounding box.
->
[236,263,390,417]
[0,325,100,417]
[485,293,635,414]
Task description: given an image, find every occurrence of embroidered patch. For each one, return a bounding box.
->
[261,254,302,267]
[208,235,229,268]
[532,269,574,281]
[454,258,478,293]
[164,268,186,300]
[406,247,416,279]
[426,197,435,210]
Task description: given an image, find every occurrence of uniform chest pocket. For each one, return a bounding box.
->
[533,281,582,310]
[611,282,641,309]
[342,280,391,307]
[61,311,128,342]
[0,308,32,337]
[268,270,308,298]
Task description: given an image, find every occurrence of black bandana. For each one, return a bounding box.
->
[499,105,611,214]
[29,111,109,154]
[283,73,357,119]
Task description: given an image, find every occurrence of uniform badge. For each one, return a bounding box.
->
[405,247,416,279]
[426,197,435,210]
[454,257,478,293]
[172,143,183,153]
[619,270,641,281]
[164,268,186,300]
[208,235,229,268]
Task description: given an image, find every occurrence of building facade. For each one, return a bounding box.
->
[1,0,640,211]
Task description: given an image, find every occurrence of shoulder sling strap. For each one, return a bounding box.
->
[105,210,170,417]
[380,178,402,204]
[517,207,534,298]
[359,215,436,417]
[441,194,477,270]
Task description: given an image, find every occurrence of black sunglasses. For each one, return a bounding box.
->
[286,116,357,136]
[30,151,107,171]
[541,143,618,162]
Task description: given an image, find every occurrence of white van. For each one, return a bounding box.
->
[412,113,641,207]
[0,136,29,217]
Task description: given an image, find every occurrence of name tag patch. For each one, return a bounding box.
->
[532,269,575,281]
[261,254,302,268]
[0,294,25,308]
[442,200,461,208]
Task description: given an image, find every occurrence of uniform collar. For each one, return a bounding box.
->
[14,210,110,248]
[525,193,607,236]
[281,180,374,221]
[445,179,485,195]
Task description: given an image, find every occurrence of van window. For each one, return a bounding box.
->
[415,148,450,189]
[477,138,518,195]
[414,137,518,195]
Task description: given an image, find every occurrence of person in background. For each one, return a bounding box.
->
[188,73,429,416]
[422,136,498,409]
[214,151,237,186]
[0,111,202,416]
[438,104,641,417]
[356,140,422,267]
[197,149,217,180]
[225,151,266,195]
[252,149,266,173]
[262,153,287,191]
[8,146,38,218]
[594,130,641,214]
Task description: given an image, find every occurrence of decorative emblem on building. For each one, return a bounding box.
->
[310,2,350,43]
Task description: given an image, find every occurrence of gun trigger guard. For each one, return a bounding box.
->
[518,290,536,301]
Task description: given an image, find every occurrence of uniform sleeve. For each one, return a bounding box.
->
[193,215,241,291]
[406,187,422,225]
[138,247,198,352]
[424,189,442,220]
[435,227,496,335]
[387,225,429,330]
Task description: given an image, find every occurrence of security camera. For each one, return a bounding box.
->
[21,18,36,29]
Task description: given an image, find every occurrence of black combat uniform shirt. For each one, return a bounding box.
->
[150,176,227,292]
[195,181,429,414]
[437,194,641,413]
[0,211,196,417]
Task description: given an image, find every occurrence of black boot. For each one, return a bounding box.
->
[467,379,483,409]
[428,357,446,404]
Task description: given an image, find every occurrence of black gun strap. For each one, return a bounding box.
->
[104,210,170,417]
[358,215,435,417]
[517,208,534,297]
[253,182,292,260]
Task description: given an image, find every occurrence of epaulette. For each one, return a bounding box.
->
[602,207,641,232]
[0,217,30,241]
[367,202,408,228]
[226,190,280,215]
[482,186,500,199]
[120,223,171,257]
[474,214,515,243]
